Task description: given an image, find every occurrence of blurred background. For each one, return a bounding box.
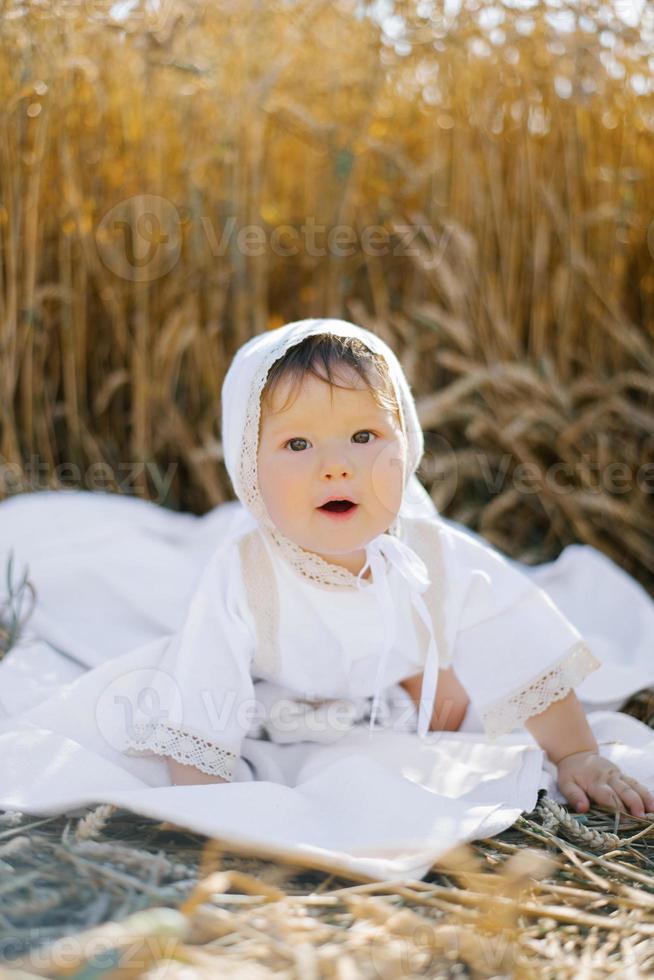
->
[0,0,653,589]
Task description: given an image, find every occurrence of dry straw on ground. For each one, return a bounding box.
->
[1,764,654,979]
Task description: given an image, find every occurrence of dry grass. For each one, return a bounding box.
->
[0,551,36,662]
[2,759,654,978]
[0,0,652,585]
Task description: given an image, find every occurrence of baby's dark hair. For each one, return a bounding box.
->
[260,333,401,421]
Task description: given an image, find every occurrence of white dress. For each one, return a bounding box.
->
[1,488,653,882]
[110,502,602,779]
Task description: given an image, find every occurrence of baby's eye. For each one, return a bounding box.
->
[352,430,376,444]
[284,438,309,452]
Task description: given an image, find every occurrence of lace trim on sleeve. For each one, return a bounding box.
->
[480,640,602,740]
[123,720,239,781]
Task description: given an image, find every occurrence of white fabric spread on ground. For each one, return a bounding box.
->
[1,489,654,882]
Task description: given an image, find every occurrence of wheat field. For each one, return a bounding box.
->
[1,0,653,587]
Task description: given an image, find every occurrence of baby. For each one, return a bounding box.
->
[160,323,653,818]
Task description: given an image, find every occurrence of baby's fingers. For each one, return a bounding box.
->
[614,776,654,817]
[557,776,589,814]
[588,779,629,810]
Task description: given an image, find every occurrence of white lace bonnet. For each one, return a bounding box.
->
[220,317,431,589]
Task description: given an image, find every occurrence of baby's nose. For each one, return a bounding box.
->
[320,453,352,479]
[322,462,353,479]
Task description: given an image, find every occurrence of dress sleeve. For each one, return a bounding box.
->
[121,537,256,780]
[443,525,602,741]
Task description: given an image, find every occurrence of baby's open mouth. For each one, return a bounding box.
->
[318,500,357,513]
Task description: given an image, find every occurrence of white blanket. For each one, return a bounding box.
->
[1,489,653,882]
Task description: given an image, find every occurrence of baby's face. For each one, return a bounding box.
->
[257,370,407,577]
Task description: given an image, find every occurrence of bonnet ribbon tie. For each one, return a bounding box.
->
[355,534,440,739]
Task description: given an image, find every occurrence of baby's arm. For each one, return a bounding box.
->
[166,759,226,786]
[399,667,470,732]
[121,541,255,788]
[524,690,654,817]
[427,517,654,816]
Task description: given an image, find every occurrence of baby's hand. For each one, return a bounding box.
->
[556,750,654,817]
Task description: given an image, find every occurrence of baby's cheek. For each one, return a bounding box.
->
[370,445,405,512]
[277,468,310,511]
